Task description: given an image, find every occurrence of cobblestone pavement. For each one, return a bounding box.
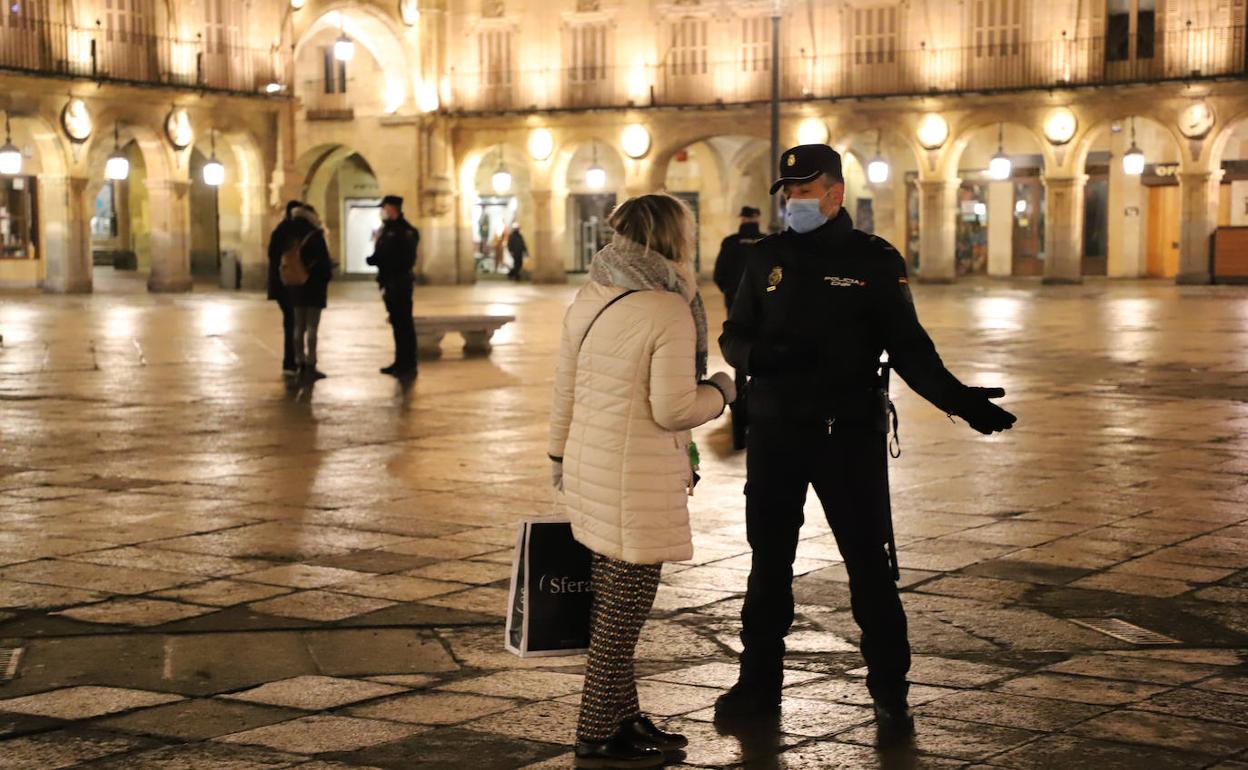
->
[0,276,1245,770]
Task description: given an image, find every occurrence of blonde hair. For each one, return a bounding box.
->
[607,193,695,265]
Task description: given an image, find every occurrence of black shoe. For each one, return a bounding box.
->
[713,680,781,720]
[619,715,687,752]
[380,364,398,375]
[873,698,915,736]
[574,734,664,769]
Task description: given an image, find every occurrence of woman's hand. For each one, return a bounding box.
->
[706,371,737,406]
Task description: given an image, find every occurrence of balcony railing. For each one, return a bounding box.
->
[0,18,281,94]
[446,25,1245,112]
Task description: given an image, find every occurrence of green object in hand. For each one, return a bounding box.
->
[688,440,701,471]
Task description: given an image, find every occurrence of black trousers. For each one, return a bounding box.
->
[740,419,910,701]
[383,284,416,368]
[508,252,525,280]
[729,369,748,449]
[276,295,295,369]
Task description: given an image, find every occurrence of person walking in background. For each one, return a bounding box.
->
[367,195,419,377]
[713,205,764,450]
[267,200,304,376]
[549,193,737,768]
[284,203,333,382]
[507,223,528,281]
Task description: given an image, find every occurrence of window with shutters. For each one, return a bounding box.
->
[204,0,240,58]
[741,15,770,73]
[1106,0,1155,61]
[101,0,154,80]
[972,0,1022,58]
[480,28,513,87]
[569,23,609,84]
[103,0,151,46]
[667,17,707,77]
[853,6,898,65]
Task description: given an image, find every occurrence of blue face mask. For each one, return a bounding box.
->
[785,197,828,234]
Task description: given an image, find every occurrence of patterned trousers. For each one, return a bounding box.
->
[576,554,663,743]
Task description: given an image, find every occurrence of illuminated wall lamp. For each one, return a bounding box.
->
[491,147,512,194]
[0,114,22,176]
[1122,118,1146,176]
[105,124,130,181]
[202,131,225,187]
[333,19,355,63]
[866,130,889,185]
[528,128,553,161]
[585,142,606,190]
[988,124,1012,181]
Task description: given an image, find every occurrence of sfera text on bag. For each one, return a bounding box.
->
[539,574,593,594]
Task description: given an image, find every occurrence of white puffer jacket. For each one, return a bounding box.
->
[549,281,727,564]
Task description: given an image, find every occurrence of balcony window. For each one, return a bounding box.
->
[322,47,347,94]
[973,0,1022,58]
[480,28,513,87]
[569,23,608,84]
[741,15,770,73]
[1106,0,1155,62]
[667,18,707,77]
[853,6,898,65]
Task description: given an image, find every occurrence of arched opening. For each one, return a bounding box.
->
[662,136,769,278]
[293,9,413,119]
[298,145,382,277]
[836,128,922,259]
[1207,115,1248,282]
[948,123,1048,277]
[0,114,68,291]
[88,139,152,291]
[1079,117,1183,278]
[556,139,625,274]
[468,144,533,280]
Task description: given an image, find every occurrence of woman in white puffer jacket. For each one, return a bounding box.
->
[549,193,736,769]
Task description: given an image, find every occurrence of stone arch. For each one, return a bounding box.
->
[294,5,415,114]
[0,112,73,291]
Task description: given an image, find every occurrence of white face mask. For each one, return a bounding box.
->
[785,189,831,233]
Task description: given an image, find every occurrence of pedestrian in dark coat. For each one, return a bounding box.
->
[506,224,528,281]
[713,206,764,449]
[367,195,419,377]
[267,200,304,375]
[283,204,333,381]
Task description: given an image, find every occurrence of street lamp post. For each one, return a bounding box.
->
[768,0,782,232]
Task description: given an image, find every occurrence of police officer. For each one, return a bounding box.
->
[714,206,765,450]
[714,144,1016,734]
[367,195,420,377]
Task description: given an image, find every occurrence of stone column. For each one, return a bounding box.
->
[147,180,193,293]
[40,176,93,294]
[1042,175,1087,285]
[1107,131,1146,277]
[529,189,566,284]
[915,178,958,282]
[1176,170,1221,285]
[986,180,1013,277]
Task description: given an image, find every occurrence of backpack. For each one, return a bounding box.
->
[279,233,313,287]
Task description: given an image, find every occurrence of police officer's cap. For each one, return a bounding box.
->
[381,195,404,208]
[770,144,844,194]
[738,206,761,218]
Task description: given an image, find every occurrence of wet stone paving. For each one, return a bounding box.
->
[0,276,1246,770]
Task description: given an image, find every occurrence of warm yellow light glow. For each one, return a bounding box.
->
[61,98,93,142]
[290,0,305,8]
[105,153,130,181]
[585,165,606,190]
[917,114,948,150]
[528,128,554,161]
[867,158,890,185]
[797,118,829,145]
[333,34,355,62]
[988,153,1012,181]
[492,169,513,194]
[1123,146,1146,176]
[417,82,439,113]
[1043,107,1078,145]
[165,108,193,150]
[0,143,21,176]
[627,59,649,104]
[203,157,225,187]
[383,78,406,114]
[621,124,651,159]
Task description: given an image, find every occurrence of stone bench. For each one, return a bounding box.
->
[413,314,516,357]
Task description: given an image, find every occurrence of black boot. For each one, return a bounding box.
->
[713,679,781,720]
[873,697,915,736]
[619,715,688,751]
[574,733,664,769]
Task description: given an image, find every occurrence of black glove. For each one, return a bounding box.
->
[954,386,1017,435]
[749,337,818,375]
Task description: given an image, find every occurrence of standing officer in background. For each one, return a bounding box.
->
[714,144,1016,736]
[714,206,765,450]
[367,195,419,377]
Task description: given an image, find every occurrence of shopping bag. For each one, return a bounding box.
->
[505,518,594,657]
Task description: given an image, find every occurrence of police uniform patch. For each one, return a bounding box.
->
[824,276,866,288]
[766,266,783,292]
[786,154,796,167]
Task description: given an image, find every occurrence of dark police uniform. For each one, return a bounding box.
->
[368,199,420,374]
[714,206,765,450]
[717,144,1015,712]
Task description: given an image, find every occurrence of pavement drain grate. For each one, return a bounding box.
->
[0,648,24,681]
[1072,618,1178,645]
